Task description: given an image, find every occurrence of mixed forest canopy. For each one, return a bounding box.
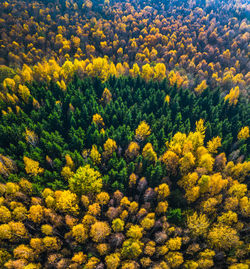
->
[0,0,249,268]
[0,0,249,96]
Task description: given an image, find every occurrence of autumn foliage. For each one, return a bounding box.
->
[0,0,249,268]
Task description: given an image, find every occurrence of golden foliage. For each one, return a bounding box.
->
[208,225,240,250]
[135,121,151,141]
[224,86,240,105]
[237,126,249,140]
[194,80,207,94]
[72,224,88,243]
[187,212,209,237]
[126,142,140,159]
[92,114,104,126]
[25,129,38,146]
[142,143,157,162]
[90,145,101,165]
[69,165,102,195]
[103,138,117,158]
[55,190,79,214]
[90,221,111,242]
[23,156,44,176]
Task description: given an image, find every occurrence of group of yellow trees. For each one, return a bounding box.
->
[0,0,249,97]
[0,55,241,118]
[0,120,249,268]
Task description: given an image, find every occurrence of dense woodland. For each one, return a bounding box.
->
[0,0,250,268]
[0,0,249,95]
[0,76,249,191]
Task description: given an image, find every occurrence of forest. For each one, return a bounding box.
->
[0,0,249,268]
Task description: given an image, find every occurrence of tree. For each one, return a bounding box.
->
[65,154,74,170]
[0,155,16,177]
[23,156,44,176]
[156,201,168,214]
[165,251,184,268]
[135,121,151,141]
[154,63,166,81]
[126,225,143,240]
[237,127,249,140]
[55,190,79,214]
[92,114,104,126]
[208,225,240,250]
[161,150,179,175]
[25,129,38,146]
[13,245,33,260]
[72,224,88,243]
[217,211,238,226]
[5,182,19,195]
[187,212,209,237]
[165,95,170,104]
[167,237,182,251]
[18,84,30,103]
[101,88,112,104]
[155,183,170,201]
[84,257,100,269]
[72,252,87,265]
[198,153,214,172]
[90,221,110,242]
[239,196,250,217]
[12,206,27,221]
[207,136,221,154]
[229,264,249,269]
[196,249,215,269]
[9,221,28,241]
[69,165,102,195]
[230,162,250,182]
[61,166,74,180]
[103,138,117,158]
[168,70,185,87]
[112,218,125,232]
[194,80,207,94]
[90,145,101,165]
[140,213,155,230]
[29,205,44,223]
[141,64,154,82]
[43,236,61,251]
[41,224,53,236]
[0,206,11,223]
[179,152,195,174]
[224,86,240,105]
[121,239,144,259]
[129,63,140,78]
[96,243,109,256]
[105,253,120,269]
[125,142,140,159]
[3,78,16,91]
[88,203,101,216]
[142,143,157,162]
[129,173,137,188]
[86,58,110,81]
[0,224,11,240]
[96,192,110,205]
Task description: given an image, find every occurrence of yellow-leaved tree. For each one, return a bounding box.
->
[135,121,151,141]
[90,221,111,242]
[23,156,44,176]
[237,126,249,140]
[103,138,117,159]
[187,212,210,237]
[224,86,240,105]
[69,165,102,195]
